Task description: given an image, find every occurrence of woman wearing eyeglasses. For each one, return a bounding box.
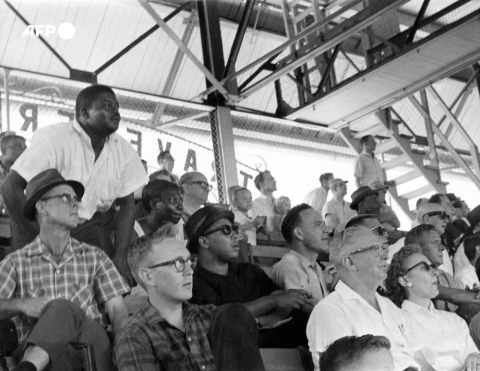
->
[386,245,480,371]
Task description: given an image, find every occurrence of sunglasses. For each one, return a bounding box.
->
[371,226,388,238]
[203,224,239,236]
[404,261,436,273]
[348,244,388,257]
[424,211,448,220]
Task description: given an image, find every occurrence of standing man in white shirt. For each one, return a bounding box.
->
[322,178,356,229]
[354,135,388,188]
[306,225,421,371]
[2,85,148,284]
[303,173,333,217]
[270,204,330,311]
[251,171,277,232]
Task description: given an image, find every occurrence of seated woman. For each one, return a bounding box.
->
[386,245,480,371]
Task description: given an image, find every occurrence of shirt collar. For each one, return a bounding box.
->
[143,300,199,328]
[402,299,434,314]
[335,280,381,304]
[26,236,85,257]
[289,249,316,269]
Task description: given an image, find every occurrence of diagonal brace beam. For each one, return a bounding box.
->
[138,0,231,100]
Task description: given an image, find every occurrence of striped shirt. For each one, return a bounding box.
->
[114,300,217,371]
[0,236,130,344]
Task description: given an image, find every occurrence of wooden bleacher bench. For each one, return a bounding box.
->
[246,244,290,275]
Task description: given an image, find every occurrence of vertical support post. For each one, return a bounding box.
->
[3,68,10,132]
[211,107,239,203]
[197,0,238,201]
[419,89,439,168]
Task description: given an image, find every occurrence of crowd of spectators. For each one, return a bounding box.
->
[1,84,480,371]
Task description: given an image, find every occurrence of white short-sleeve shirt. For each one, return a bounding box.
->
[353,151,385,187]
[402,300,478,371]
[251,194,276,231]
[322,198,357,227]
[307,280,419,371]
[303,187,329,217]
[232,209,256,245]
[13,120,148,220]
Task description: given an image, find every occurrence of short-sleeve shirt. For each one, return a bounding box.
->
[114,300,217,371]
[402,300,477,371]
[306,280,419,371]
[190,262,280,306]
[232,209,257,245]
[322,198,357,226]
[0,236,130,344]
[303,187,329,217]
[251,194,276,231]
[12,120,148,220]
[353,151,384,187]
[270,250,328,304]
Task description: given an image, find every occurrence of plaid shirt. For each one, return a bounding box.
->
[0,236,130,344]
[114,300,217,371]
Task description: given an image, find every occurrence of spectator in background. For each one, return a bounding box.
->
[452,199,471,234]
[386,245,480,370]
[354,135,388,188]
[454,205,480,282]
[2,85,148,284]
[320,335,394,371]
[115,224,266,371]
[230,187,265,245]
[149,169,176,183]
[272,196,291,235]
[179,171,211,222]
[350,186,381,216]
[370,181,400,231]
[303,173,333,216]
[0,134,26,215]
[157,151,174,173]
[411,197,429,228]
[0,169,130,371]
[270,204,329,310]
[185,206,314,348]
[322,178,356,230]
[134,180,184,241]
[227,185,242,206]
[251,171,277,232]
[456,235,480,290]
[429,193,463,256]
[306,225,420,371]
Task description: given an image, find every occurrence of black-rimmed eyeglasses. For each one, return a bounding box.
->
[40,193,81,204]
[203,224,239,236]
[147,257,196,272]
[188,181,213,192]
[348,244,388,257]
[404,261,436,273]
[371,226,388,239]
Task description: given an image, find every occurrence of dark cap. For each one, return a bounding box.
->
[23,169,84,221]
[184,205,234,254]
[350,186,378,211]
[467,205,480,227]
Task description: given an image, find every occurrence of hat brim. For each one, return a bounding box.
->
[186,210,234,254]
[350,189,379,210]
[23,180,85,221]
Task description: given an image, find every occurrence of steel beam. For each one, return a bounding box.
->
[152,9,197,126]
[419,89,439,167]
[3,68,10,132]
[138,0,231,100]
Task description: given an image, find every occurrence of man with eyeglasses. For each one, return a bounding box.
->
[179,171,212,222]
[307,225,420,371]
[404,224,480,323]
[0,169,130,371]
[0,134,26,216]
[186,206,315,348]
[115,223,266,371]
[2,85,148,285]
[270,204,330,311]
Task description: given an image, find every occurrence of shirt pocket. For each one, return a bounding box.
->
[69,283,94,315]
[97,177,121,212]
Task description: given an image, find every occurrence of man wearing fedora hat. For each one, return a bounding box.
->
[370,181,400,231]
[322,179,356,229]
[185,206,314,348]
[0,169,130,371]
[2,85,148,285]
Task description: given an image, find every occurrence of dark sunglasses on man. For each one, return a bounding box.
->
[424,211,449,220]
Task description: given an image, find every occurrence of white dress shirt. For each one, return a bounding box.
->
[13,120,148,220]
[307,280,419,371]
[322,198,357,227]
[402,300,477,371]
[353,151,385,187]
[251,194,276,231]
[232,209,256,245]
[303,187,329,217]
[270,250,328,304]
